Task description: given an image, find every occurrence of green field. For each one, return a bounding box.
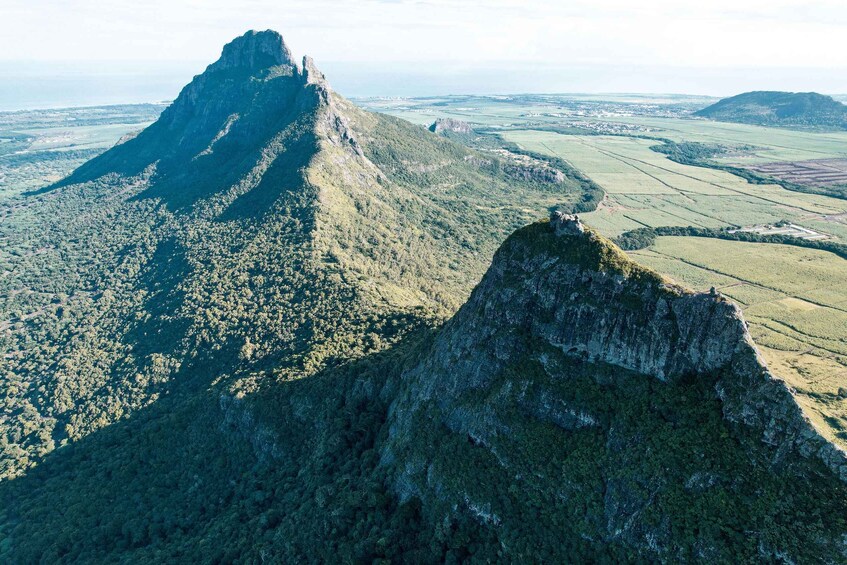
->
[357,94,703,136]
[0,105,162,196]
[631,237,847,448]
[362,94,847,164]
[576,115,847,164]
[501,130,847,238]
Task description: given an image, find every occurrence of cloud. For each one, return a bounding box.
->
[2,0,846,71]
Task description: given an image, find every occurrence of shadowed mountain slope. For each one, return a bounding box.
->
[4,214,847,562]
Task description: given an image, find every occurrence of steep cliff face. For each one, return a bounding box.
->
[381,213,847,561]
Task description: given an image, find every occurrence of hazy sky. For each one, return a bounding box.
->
[3,0,847,100]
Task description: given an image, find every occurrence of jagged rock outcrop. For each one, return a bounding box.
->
[381,213,847,561]
[302,55,326,85]
[550,210,585,235]
[429,117,473,135]
[208,29,296,72]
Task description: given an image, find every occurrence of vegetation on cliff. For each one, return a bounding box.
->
[382,215,847,562]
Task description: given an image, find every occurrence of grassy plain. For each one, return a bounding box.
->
[596,115,847,163]
[0,104,163,196]
[362,95,847,163]
[501,130,847,238]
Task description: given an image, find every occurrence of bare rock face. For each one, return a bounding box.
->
[550,210,585,235]
[429,117,473,135]
[207,29,296,72]
[302,55,326,86]
[55,29,345,194]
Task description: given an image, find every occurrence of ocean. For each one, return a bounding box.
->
[2,60,846,111]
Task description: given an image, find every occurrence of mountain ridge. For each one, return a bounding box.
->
[1,29,595,478]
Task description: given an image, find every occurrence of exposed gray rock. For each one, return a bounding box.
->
[429,117,473,135]
[302,55,326,85]
[57,28,358,189]
[207,29,296,72]
[551,211,585,235]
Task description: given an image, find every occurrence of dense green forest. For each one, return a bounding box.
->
[0,32,597,483]
[0,31,608,561]
[0,30,608,561]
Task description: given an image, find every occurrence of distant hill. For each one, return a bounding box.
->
[695,91,847,129]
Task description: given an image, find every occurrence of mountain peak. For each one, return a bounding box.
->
[208,29,296,72]
[302,55,325,85]
[50,29,330,195]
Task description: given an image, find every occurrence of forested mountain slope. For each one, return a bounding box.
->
[381,214,847,561]
[5,214,847,562]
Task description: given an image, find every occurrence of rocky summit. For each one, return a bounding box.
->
[53,29,327,206]
[208,29,296,71]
